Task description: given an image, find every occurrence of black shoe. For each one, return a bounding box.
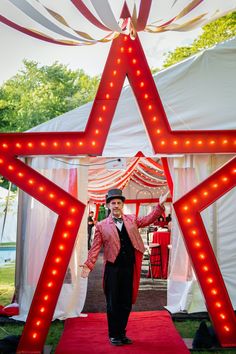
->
[120,335,133,344]
[109,337,123,346]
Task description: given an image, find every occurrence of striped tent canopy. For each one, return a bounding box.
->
[0,0,236,46]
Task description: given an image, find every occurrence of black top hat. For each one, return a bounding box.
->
[106,189,126,203]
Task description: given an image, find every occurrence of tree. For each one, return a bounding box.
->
[163,11,236,68]
[0,60,99,132]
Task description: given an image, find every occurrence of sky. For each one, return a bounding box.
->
[0,20,202,84]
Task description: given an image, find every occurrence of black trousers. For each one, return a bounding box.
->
[104,262,133,338]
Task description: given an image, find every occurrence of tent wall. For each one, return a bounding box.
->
[14,157,89,321]
[0,187,18,244]
[166,154,236,313]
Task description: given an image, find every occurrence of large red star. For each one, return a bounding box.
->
[0,30,235,352]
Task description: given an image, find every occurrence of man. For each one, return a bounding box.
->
[87,210,95,250]
[80,188,169,346]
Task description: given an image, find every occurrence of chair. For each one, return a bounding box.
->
[143,229,162,281]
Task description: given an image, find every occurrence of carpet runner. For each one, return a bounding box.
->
[55,310,190,354]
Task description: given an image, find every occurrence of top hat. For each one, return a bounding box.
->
[106,189,126,203]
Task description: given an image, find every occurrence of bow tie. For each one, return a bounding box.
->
[113,217,123,223]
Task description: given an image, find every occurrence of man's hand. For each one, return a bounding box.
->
[159,191,170,206]
[79,264,91,278]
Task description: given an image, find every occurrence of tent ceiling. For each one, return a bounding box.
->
[88,156,168,202]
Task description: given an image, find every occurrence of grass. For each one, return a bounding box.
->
[1,262,236,353]
[0,262,15,305]
[0,243,16,247]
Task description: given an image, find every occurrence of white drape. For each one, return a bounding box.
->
[14,157,89,321]
[166,154,236,313]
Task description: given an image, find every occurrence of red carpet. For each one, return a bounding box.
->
[55,311,190,354]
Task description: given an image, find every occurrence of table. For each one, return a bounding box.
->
[150,231,171,279]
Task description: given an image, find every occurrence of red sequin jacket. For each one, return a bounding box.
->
[85,204,164,303]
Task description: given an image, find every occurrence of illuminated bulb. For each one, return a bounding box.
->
[186,218,192,223]
[183,205,189,211]
[55,257,61,263]
[132,58,137,64]
[8,165,13,170]
[40,307,45,313]
[53,142,58,147]
[113,70,117,76]
[44,295,49,301]
[32,333,37,339]
[128,47,132,53]
[59,200,65,206]
[70,208,76,213]
[197,140,203,145]
[95,129,99,134]
[18,172,24,177]
[63,232,68,238]
[117,58,121,64]
[173,141,178,145]
[199,253,205,259]
[52,270,57,275]
[212,183,218,188]
[203,191,208,196]
[109,82,114,87]
[152,116,157,122]
[203,266,209,271]
[232,169,236,174]
[124,36,128,41]
[210,140,215,145]
[66,142,71,147]
[148,104,152,110]
[191,230,197,235]
[211,289,217,295]
[67,220,72,226]
[39,186,44,192]
[28,142,33,147]
[79,141,83,146]
[195,242,201,248]
[222,177,228,182]
[28,179,34,185]
[120,47,124,52]
[215,302,221,308]
[144,94,148,99]
[222,139,228,144]
[220,313,226,319]
[224,326,230,332]
[105,94,110,99]
[47,282,53,288]
[160,141,165,145]
[192,198,198,203]
[136,70,141,76]
[102,105,106,111]
[16,143,21,148]
[207,277,213,284]
[36,320,41,326]
[59,244,64,250]
[41,141,46,147]
[185,140,190,145]
[92,141,96,146]
[49,193,54,199]
[140,82,144,88]
[156,129,161,134]
[98,117,103,122]
[2,143,8,148]
[0,159,3,164]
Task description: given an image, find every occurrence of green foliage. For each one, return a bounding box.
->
[163,11,236,68]
[0,60,99,132]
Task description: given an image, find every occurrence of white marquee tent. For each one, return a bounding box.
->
[13,36,236,321]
